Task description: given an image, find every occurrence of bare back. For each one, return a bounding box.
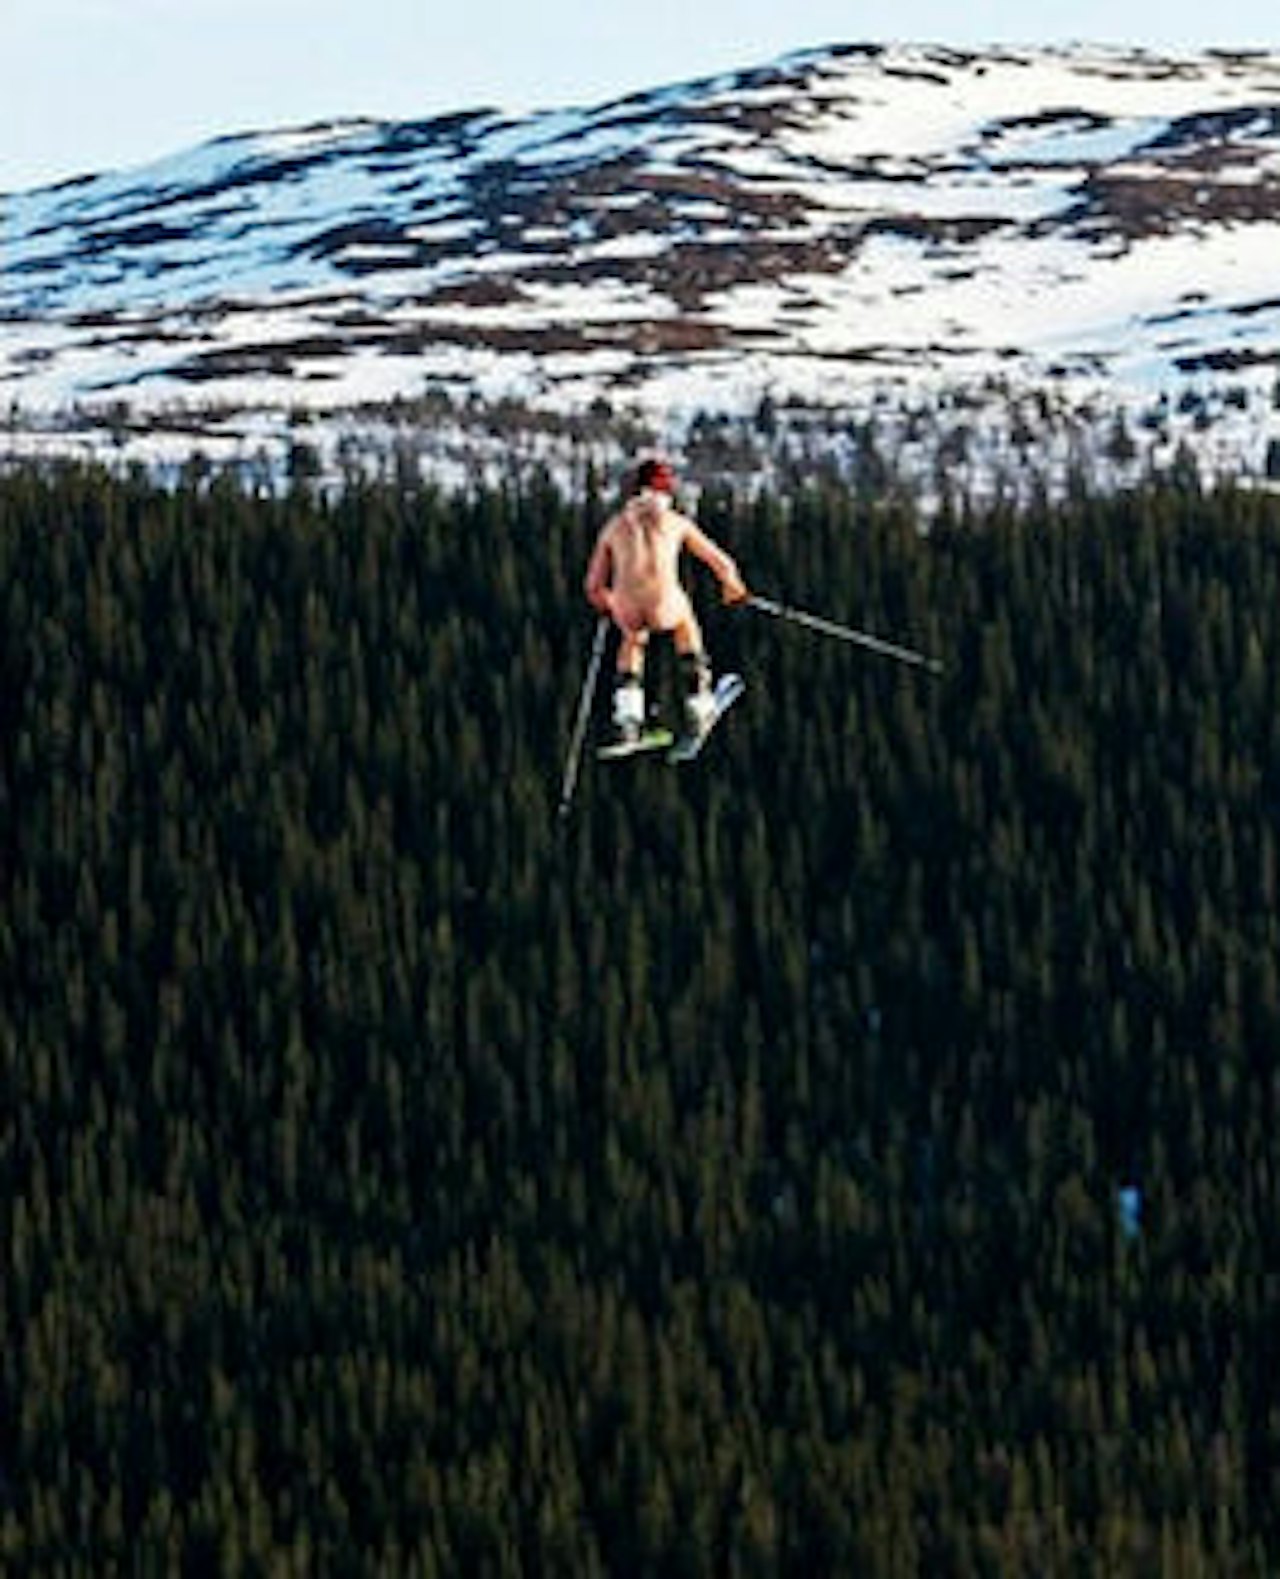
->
[585,485,744,649]
[588,492,695,632]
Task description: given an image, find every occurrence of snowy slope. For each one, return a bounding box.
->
[4,43,1280,491]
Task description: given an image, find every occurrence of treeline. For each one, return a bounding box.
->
[3,463,1280,1574]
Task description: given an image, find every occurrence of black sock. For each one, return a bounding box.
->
[680,650,712,697]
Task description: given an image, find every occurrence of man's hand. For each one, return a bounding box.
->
[721,577,750,607]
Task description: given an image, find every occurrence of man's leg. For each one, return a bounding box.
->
[673,618,716,737]
[609,630,648,746]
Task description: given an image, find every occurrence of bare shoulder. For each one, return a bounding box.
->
[673,510,717,548]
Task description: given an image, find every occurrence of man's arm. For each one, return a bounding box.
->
[681,520,748,603]
[584,524,614,612]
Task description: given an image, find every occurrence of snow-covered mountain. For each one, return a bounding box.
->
[5,43,1280,496]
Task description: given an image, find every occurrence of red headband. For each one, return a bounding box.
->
[636,459,677,494]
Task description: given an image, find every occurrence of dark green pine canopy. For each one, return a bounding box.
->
[3,461,1279,1573]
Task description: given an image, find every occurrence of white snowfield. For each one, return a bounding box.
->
[2,42,1279,493]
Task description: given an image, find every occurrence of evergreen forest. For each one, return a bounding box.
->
[5,463,1280,1575]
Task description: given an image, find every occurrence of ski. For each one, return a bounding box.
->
[597,726,676,762]
[669,673,745,763]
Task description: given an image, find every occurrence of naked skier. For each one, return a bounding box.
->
[585,457,748,755]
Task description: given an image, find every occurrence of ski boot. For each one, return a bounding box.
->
[671,651,716,754]
[597,674,647,759]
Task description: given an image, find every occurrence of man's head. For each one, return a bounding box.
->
[635,456,677,496]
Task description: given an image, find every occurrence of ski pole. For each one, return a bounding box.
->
[557,617,609,820]
[743,594,944,676]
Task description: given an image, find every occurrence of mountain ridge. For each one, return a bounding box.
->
[4,42,1280,496]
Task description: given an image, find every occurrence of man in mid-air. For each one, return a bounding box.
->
[585,457,748,755]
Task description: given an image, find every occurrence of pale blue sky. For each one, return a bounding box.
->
[4,0,1276,193]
